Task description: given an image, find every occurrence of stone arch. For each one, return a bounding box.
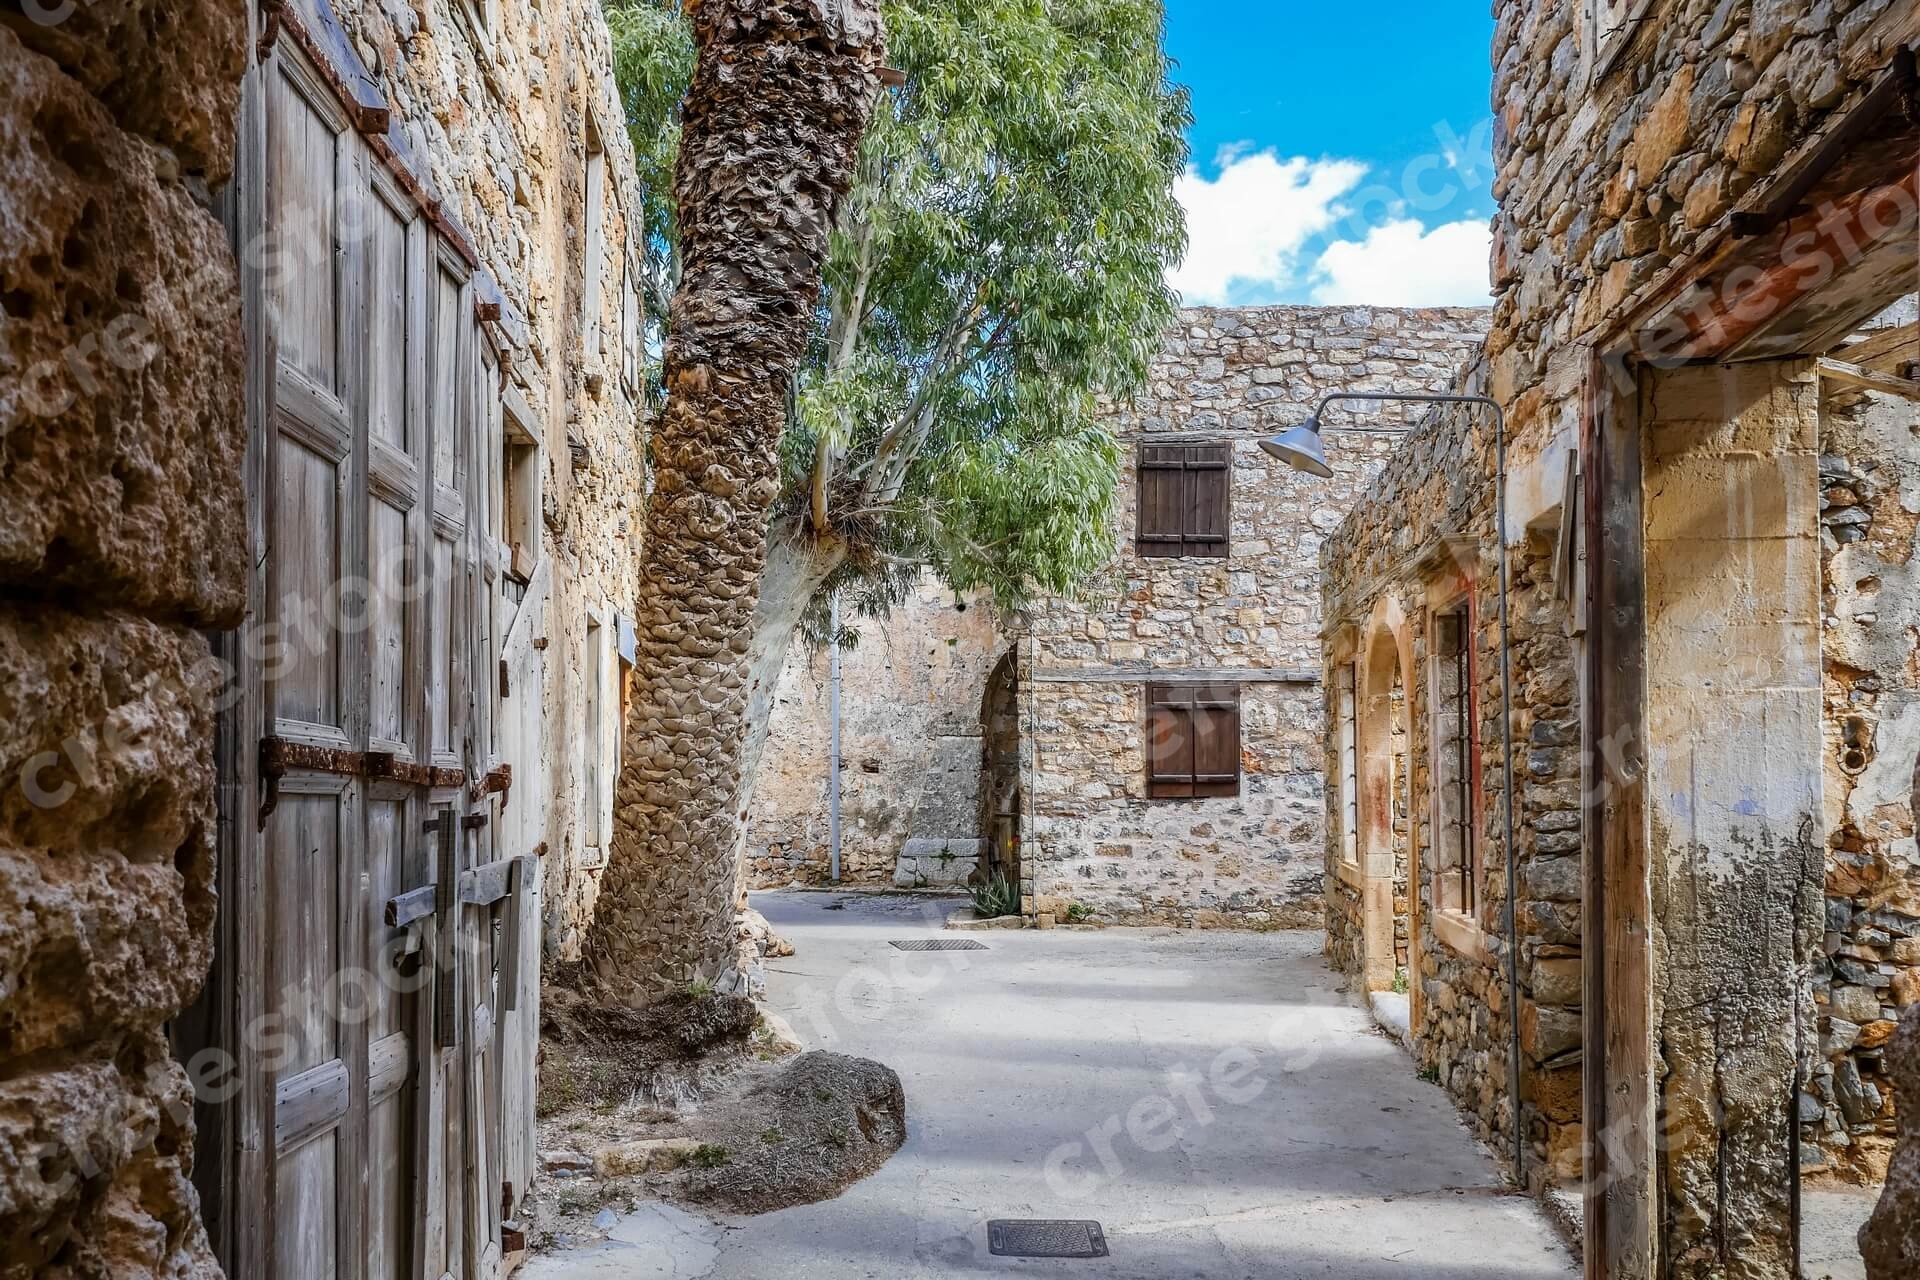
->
[1357,596,1416,994]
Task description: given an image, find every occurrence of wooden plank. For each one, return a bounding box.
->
[1835,320,1919,368]
[368,1032,413,1104]
[274,1059,350,1152]
[1190,683,1241,798]
[1817,356,1920,402]
[458,857,516,907]
[387,884,436,927]
[1584,359,1654,1279]
[498,858,541,1212]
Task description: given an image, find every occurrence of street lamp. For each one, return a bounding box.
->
[1268,391,1525,1183]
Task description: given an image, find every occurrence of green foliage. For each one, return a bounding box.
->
[1064,902,1093,923]
[685,977,715,1000]
[689,1143,732,1169]
[1392,969,1409,995]
[970,872,1019,920]
[603,0,1188,614]
[604,0,696,334]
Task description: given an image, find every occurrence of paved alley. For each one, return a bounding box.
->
[527,892,1577,1279]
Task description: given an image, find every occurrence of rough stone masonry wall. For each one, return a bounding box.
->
[745,575,1005,888]
[1486,0,1913,467]
[0,2,248,1275]
[1476,0,1918,1216]
[1321,378,1584,1189]
[331,0,649,958]
[1812,377,1920,1183]
[1019,305,1487,928]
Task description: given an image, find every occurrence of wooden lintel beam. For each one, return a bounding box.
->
[1836,320,1920,369]
[1818,357,1920,401]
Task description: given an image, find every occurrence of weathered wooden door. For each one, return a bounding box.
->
[219,32,535,1280]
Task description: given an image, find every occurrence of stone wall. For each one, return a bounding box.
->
[1813,372,1920,1182]
[0,2,248,1274]
[332,0,650,958]
[745,575,1006,888]
[1320,369,1586,1189]
[1019,305,1488,928]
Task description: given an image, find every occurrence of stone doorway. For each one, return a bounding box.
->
[979,649,1024,896]
[1359,615,1416,996]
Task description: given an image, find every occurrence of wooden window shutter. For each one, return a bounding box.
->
[1146,683,1241,799]
[1137,443,1230,558]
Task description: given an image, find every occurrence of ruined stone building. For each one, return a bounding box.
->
[747,574,1003,891]
[1316,1,1920,1276]
[1,0,646,1274]
[748,306,1488,924]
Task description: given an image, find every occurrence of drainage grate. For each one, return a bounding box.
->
[888,938,988,951]
[987,1220,1108,1259]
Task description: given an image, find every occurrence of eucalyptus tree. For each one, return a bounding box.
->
[756,0,1191,779]
[583,0,886,997]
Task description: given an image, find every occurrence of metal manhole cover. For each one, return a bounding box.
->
[987,1220,1108,1259]
[888,938,988,951]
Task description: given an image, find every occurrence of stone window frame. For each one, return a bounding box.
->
[456,0,502,57]
[1335,662,1361,869]
[581,109,610,397]
[1424,572,1491,964]
[578,606,616,866]
[1134,440,1233,559]
[1143,681,1243,801]
[1581,0,1657,84]
[499,383,543,583]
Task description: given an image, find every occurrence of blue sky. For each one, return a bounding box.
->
[1161,2,1498,308]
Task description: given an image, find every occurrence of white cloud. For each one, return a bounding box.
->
[1169,148,1368,306]
[1309,218,1493,308]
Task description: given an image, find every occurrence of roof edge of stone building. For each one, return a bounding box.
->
[1175,302,1494,325]
[1318,345,1496,617]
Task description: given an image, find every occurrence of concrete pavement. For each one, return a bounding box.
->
[525,891,1577,1278]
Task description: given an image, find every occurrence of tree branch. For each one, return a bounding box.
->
[811,217,877,533]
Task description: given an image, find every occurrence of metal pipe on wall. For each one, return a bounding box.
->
[828,591,843,883]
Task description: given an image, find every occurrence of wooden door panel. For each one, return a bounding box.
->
[268,784,346,1077]
[271,431,347,733]
[266,63,343,398]
[275,1130,340,1280]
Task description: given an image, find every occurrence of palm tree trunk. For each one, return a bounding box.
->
[584,0,884,1001]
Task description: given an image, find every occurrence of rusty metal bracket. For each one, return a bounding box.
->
[261,736,468,828]
[473,763,513,811]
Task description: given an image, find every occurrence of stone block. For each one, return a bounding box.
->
[1530,955,1583,1007]
[0,604,217,1056]
[1,0,247,184]
[1521,855,1581,904]
[891,838,984,889]
[0,29,245,625]
[0,1033,214,1277]
[1521,1001,1581,1060]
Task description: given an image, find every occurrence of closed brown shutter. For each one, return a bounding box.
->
[1146,683,1241,799]
[1137,443,1230,558]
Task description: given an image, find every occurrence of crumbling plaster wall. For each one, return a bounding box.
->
[330,0,650,958]
[745,574,1004,888]
[0,1,249,1274]
[1814,378,1920,1182]
[1018,305,1488,928]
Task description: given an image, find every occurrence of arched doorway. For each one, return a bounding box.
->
[1359,615,1415,995]
[979,649,1023,893]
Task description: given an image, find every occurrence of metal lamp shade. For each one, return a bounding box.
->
[1259,422,1334,478]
